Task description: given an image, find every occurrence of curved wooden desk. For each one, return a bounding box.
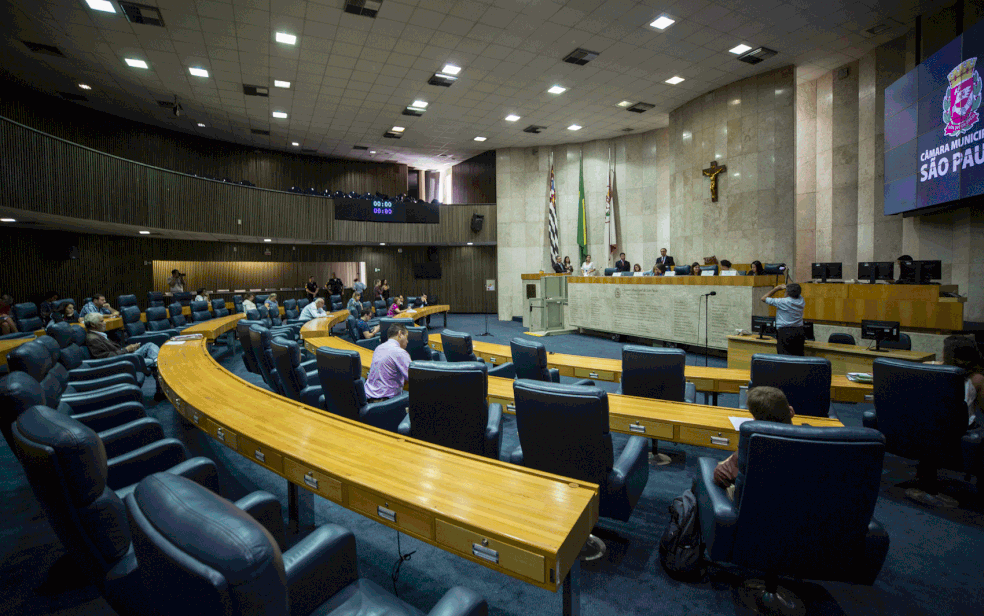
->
[179,313,246,341]
[299,310,350,339]
[395,304,450,327]
[424,334,873,404]
[302,334,843,452]
[727,335,934,373]
[157,335,596,599]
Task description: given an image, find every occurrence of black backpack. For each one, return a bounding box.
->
[659,487,704,579]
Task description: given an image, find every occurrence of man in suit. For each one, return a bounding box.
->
[551,256,565,273]
[656,248,674,267]
[615,252,631,272]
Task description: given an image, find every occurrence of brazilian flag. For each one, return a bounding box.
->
[577,151,587,262]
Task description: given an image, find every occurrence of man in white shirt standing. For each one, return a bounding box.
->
[299,298,327,322]
[761,283,806,356]
[580,254,597,276]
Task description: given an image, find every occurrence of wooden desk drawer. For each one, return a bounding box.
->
[679,426,734,450]
[284,459,342,503]
[573,367,616,382]
[186,407,207,429]
[435,519,545,583]
[238,436,284,474]
[485,354,510,365]
[610,416,674,439]
[207,422,239,451]
[349,487,433,540]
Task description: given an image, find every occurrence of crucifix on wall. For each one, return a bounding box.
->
[702,160,727,202]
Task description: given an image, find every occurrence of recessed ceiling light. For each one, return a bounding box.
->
[84,0,116,13]
[665,75,685,85]
[467,242,473,245]
[189,67,209,78]
[124,58,148,69]
[369,150,376,154]
[263,238,272,242]
[272,111,288,118]
[729,44,752,54]
[650,15,675,30]
[274,80,291,88]
[291,141,299,146]
[568,124,582,131]
[139,230,151,235]
[275,32,297,45]
[442,64,461,75]
[548,85,567,94]
[0,218,16,223]
[505,114,521,121]
[617,100,632,107]
[391,126,405,132]
[412,100,428,108]
[78,83,92,90]
[197,122,206,127]
[474,136,487,141]
[380,242,386,246]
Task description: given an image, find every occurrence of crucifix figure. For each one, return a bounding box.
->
[702,160,727,202]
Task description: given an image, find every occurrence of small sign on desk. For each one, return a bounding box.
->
[486,279,496,291]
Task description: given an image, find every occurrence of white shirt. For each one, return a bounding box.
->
[195,294,207,302]
[242,299,256,312]
[966,378,980,426]
[299,303,327,322]
[581,261,596,275]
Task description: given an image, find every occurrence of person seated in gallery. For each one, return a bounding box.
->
[47,302,82,330]
[719,260,733,272]
[356,309,380,339]
[646,263,666,277]
[387,295,405,317]
[633,264,642,273]
[1,294,19,335]
[691,262,703,276]
[346,292,362,312]
[299,298,327,322]
[745,260,765,276]
[242,293,257,312]
[552,256,566,273]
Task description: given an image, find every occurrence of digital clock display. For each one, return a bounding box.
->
[372,201,395,216]
[333,198,440,224]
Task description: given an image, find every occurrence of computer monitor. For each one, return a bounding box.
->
[751,316,776,339]
[811,262,842,283]
[857,261,895,284]
[899,259,942,284]
[763,263,786,275]
[861,319,900,352]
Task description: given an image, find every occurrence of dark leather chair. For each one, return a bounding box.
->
[283,299,300,320]
[168,302,189,328]
[696,422,889,611]
[249,325,285,395]
[233,294,244,314]
[863,358,983,495]
[510,380,649,526]
[256,294,269,305]
[64,324,150,381]
[407,326,440,361]
[603,267,618,276]
[174,291,194,307]
[378,317,415,344]
[739,353,833,418]
[121,306,171,348]
[509,337,594,385]
[828,332,856,345]
[878,332,912,351]
[211,298,230,318]
[347,315,380,349]
[315,346,408,432]
[673,265,692,275]
[297,298,310,311]
[441,330,515,378]
[0,331,35,340]
[618,346,696,401]
[146,291,165,308]
[271,336,324,408]
[374,299,388,317]
[330,294,343,311]
[190,300,212,322]
[144,307,183,335]
[237,320,264,374]
[117,294,139,313]
[46,322,142,386]
[702,264,719,275]
[124,472,487,616]
[12,302,43,332]
[399,361,502,459]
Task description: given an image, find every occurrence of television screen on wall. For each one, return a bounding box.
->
[884,18,984,215]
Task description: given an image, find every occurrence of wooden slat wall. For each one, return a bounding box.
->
[0,83,406,195]
[2,227,496,313]
[451,150,497,204]
[152,262,360,294]
[332,204,497,244]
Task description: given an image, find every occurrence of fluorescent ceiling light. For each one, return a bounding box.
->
[441,64,461,75]
[474,136,487,141]
[272,111,288,118]
[139,230,151,235]
[505,114,521,121]
[650,15,675,29]
[380,243,386,246]
[78,83,92,90]
[467,242,473,245]
[124,58,148,69]
[369,150,376,154]
[274,80,291,88]
[197,123,206,127]
[291,141,299,146]
[665,75,685,85]
[275,32,297,45]
[263,238,272,242]
[412,100,428,108]
[188,67,209,78]
[391,126,405,132]
[568,124,582,131]
[0,218,16,222]
[84,0,116,13]
[729,44,752,54]
[617,100,632,107]
[548,85,567,94]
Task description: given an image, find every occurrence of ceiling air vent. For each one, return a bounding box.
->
[563,48,600,66]
[21,41,65,57]
[58,92,88,102]
[626,102,654,113]
[428,73,457,87]
[352,145,369,151]
[251,128,270,136]
[523,125,547,134]
[736,47,778,65]
[119,2,166,27]
[344,0,382,18]
[243,84,269,97]
[383,131,402,139]
[865,23,891,36]
[402,106,425,117]
[301,148,317,153]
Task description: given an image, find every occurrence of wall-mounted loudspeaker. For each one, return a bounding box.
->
[471,213,484,233]
[427,246,439,262]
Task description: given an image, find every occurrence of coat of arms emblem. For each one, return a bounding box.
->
[943,57,982,136]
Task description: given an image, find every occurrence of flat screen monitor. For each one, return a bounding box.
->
[811,262,843,282]
[857,261,895,283]
[751,315,776,339]
[763,263,786,275]
[899,259,942,283]
[413,262,442,279]
[861,319,900,352]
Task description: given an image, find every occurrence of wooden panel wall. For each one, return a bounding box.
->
[152,262,360,294]
[1,227,496,313]
[332,204,497,244]
[451,150,497,204]
[0,82,406,195]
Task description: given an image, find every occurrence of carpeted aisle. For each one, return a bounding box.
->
[1,315,983,615]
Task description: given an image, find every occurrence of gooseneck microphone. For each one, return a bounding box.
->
[704,291,717,296]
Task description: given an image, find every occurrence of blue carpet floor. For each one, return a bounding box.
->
[2,315,983,615]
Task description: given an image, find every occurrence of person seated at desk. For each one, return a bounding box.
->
[581,255,598,276]
[299,298,327,322]
[242,293,257,312]
[264,293,279,316]
[80,293,120,318]
[563,256,574,274]
[387,295,405,317]
[934,336,984,428]
[413,293,432,325]
[745,260,765,276]
[691,262,703,276]
[0,294,18,335]
[194,288,209,303]
[551,256,566,273]
[633,263,642,273]
[84,312,164,400]
[656,248,674,267]
[720,260,733,272]
[894,254,914,284]
[714,386,794,500]
[364,323,410,403]
[646,263,666,276]
[762,283,805,356]
[615,253,631,272]
[356,309,380,339]
[346,292,362,313]
[47,302,82,330]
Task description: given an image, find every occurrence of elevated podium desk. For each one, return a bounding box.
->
[796,282,964,331]
[727,334,934,373]
[563,275,778,350]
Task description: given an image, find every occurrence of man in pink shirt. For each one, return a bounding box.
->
[365,323,411,402]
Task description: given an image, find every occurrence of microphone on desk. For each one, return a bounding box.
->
[703,291,717,296]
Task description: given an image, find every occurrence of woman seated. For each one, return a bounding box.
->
[346,292,362,312]
[0,294,18,335]
[47,301,82,330]
[387,295,405,317]
[691,262,703,276]
[242,293,257,312]
[646,263,666,276]
[746,260,765,276]
[632,264,642,273]
[195,288,209,302]
[264,293,279,315]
